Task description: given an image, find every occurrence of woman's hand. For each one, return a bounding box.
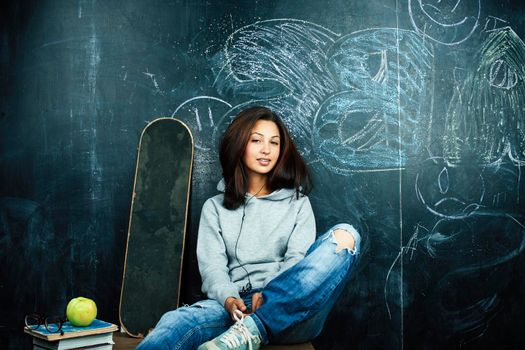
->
[251,292,264,313]
[224,297,247,320]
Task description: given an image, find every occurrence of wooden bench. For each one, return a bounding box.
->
[113,332,314,349]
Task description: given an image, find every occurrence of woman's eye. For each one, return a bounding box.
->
[271,141,279,146]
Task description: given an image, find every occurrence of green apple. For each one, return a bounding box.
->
[66,297,97,327]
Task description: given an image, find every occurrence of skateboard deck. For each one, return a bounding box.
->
[119,118,194,338]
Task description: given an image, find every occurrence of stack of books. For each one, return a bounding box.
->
[24,319,118,350]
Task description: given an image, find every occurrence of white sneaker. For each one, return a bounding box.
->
[197,310,262,350]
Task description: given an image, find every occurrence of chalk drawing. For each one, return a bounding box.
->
[425,214,525,264]
[482,16,509,33]
[415,157,485,219]
[394,153,525,341]
[172,96,232,151]
[444,27,525,167]
[386,208,525,336]
[313,28,434,173]
[426,213,524,338]
[408,0,481,46]
[210,22,437,174]
[211,19,340,141]
[171,96,233,187]
[385,228,420,319]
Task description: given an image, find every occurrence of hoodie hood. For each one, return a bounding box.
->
[216,178,297,201]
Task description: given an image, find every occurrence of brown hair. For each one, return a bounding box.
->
[219,106,312,209]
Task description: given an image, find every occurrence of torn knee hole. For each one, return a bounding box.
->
[333,229,356,253]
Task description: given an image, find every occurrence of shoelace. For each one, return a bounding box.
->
[220,310,261,350]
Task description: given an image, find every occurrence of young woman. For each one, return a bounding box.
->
[137,107,361,350]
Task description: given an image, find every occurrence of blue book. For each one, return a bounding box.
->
[24,319,118,342]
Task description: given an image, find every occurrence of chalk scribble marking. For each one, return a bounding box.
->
[313,28,434,174]
[408,0,481,46]
[444,27,525,167]
[399,156,525,340]
[212,19,340,141]
[143,68,163,94]
[171,96,233,189]
[415,157,485,219]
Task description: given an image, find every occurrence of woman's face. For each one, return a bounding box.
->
[242,120,281,178]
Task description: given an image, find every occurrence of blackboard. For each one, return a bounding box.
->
[1,1,524,349]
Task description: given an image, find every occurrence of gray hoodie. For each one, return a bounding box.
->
[196,180,316,306]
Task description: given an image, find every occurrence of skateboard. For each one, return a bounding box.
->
[119,118,194,338]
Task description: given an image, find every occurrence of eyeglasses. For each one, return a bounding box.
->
[24,313,66,336]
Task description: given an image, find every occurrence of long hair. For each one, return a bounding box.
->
[219,106,312,210]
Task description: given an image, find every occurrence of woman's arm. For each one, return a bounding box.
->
[196,199,240,307]
[263,197,316,286]
[281,197,316,270]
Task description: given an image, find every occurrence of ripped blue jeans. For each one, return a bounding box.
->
[137,223,361,350]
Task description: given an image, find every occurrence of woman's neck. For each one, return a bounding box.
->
[247,174,270,197]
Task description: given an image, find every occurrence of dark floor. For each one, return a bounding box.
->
[114,332,314,349]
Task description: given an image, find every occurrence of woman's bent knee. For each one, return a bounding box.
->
[327,223,361,255]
